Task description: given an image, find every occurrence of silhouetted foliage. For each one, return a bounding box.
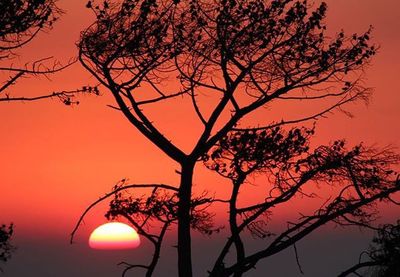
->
[0,224,14,272]
[0,0,59,47]
[339,220,400,277]
[106,181,220,236]
[371,222,400,277]
[72,1,399,276]
[0,0,98,104]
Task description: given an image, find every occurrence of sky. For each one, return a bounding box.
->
[1,0,400,276]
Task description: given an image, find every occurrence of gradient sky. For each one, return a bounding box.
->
[1,0,400,276]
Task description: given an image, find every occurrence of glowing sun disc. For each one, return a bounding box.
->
[89,222,140,250]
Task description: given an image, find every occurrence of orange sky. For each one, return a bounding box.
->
[1,0,399,276]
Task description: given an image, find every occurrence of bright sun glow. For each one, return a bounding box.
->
[89,222,141,250]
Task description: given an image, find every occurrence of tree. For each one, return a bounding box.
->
[339,220,400,277]
[0,0,99,105]
[71,0,400,276]
[0,0,62,270]
[0,0,99,271]
[0,224,14,272]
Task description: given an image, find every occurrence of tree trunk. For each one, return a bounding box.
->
[230,179,245,277]
[178,160,195,277]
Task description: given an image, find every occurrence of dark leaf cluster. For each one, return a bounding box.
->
[203,126,314,181]
[0,224,14,268]
[369,221,400,276]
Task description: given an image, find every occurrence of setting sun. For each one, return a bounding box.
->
[89,222,140,250]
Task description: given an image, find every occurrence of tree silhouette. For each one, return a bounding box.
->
[339,220,400,277]
[0,224,14,272]
[0,0,100,271]
[1,0,62,270]
[0,0,99,104]
[72,0,399,276]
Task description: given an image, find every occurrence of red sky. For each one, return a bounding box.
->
[1,0,399,276]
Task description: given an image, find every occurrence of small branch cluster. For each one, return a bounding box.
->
[0,0,60,51]
[0,85,100,105]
